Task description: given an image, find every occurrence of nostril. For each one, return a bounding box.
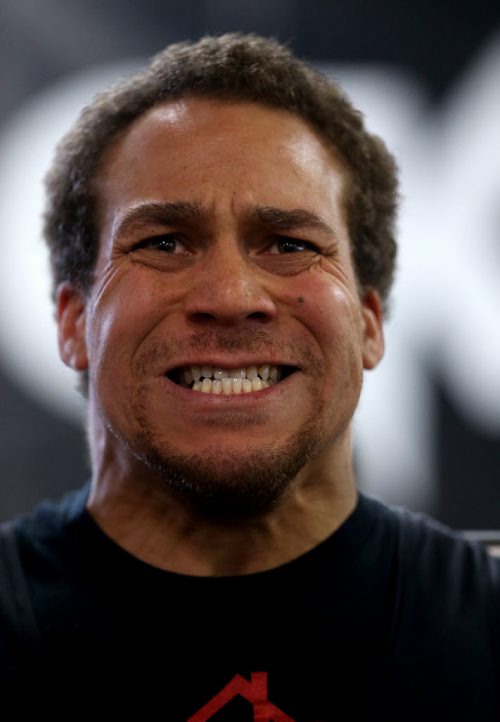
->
[247,311,272,321]
[188,311,218,324]
[187,310,273,325]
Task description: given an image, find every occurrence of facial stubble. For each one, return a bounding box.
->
[109,331,334,519]
[130,397,328,521]
[109,329,359,520]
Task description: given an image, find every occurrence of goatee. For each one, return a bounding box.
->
[136,431,320,521]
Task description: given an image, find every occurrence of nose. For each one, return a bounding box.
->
[183,239,277,326]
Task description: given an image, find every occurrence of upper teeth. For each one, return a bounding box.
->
[180,364,280,393]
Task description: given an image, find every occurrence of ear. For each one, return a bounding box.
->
[360,289,385,370]
[56,282,89,371]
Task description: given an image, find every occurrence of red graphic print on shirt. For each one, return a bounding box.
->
[187,671,296,721]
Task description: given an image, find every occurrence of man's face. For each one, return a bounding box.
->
[59,98,383,515]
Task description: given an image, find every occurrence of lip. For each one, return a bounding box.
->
[158,366,300,406]
[162,357,301,375]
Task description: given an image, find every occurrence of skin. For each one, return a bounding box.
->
[57,98,384,576]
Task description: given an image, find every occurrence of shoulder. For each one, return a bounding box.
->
[361,497,500,716]
[366,493,498,570]
[371,496,500,652]
[0,484,91,675]
[360,493,500,632]
[1,484,90,580]
[6,484,89,540]
[383,497,499,591]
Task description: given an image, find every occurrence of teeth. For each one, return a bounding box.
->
[258,364,270,381]
[247,366,258,380]
[242,379,253,393]
[174,363,289,394]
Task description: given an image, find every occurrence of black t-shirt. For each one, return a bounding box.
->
[1,484,499,721]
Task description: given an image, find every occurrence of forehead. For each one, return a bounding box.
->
[107,96,342,161]
[95,97,350,227]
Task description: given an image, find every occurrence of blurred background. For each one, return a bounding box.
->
[0,0,499,527]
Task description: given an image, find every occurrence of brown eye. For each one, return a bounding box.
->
[134,234,184,253]
[268,237,318,254]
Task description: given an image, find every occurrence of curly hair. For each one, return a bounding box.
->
[44,33,398,311]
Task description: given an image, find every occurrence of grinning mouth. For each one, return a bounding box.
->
[166,364,297,395]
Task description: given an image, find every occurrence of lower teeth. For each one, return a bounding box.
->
[191,377,274,394]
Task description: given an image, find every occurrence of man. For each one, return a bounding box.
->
[0,33,498,720]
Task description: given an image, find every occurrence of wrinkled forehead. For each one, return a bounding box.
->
[97,96,350,183]
[93,96,352,239]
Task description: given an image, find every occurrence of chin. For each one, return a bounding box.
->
[131,432,321,521]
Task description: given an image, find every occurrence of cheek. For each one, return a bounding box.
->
[291,279,363,351]
[87,271,172,370]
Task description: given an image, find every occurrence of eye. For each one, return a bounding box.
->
[266,237,319,254]
[133,234,186,253]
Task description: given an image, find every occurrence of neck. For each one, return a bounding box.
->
[86,411,358,576]
[86,465,357,578]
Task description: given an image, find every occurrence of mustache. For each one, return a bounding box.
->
[185,329,274,353]
[133,329,323,375]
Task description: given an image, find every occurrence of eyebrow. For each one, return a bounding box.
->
[250,205,337,238]
[113,200,203,238]
[113,200,337,239]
